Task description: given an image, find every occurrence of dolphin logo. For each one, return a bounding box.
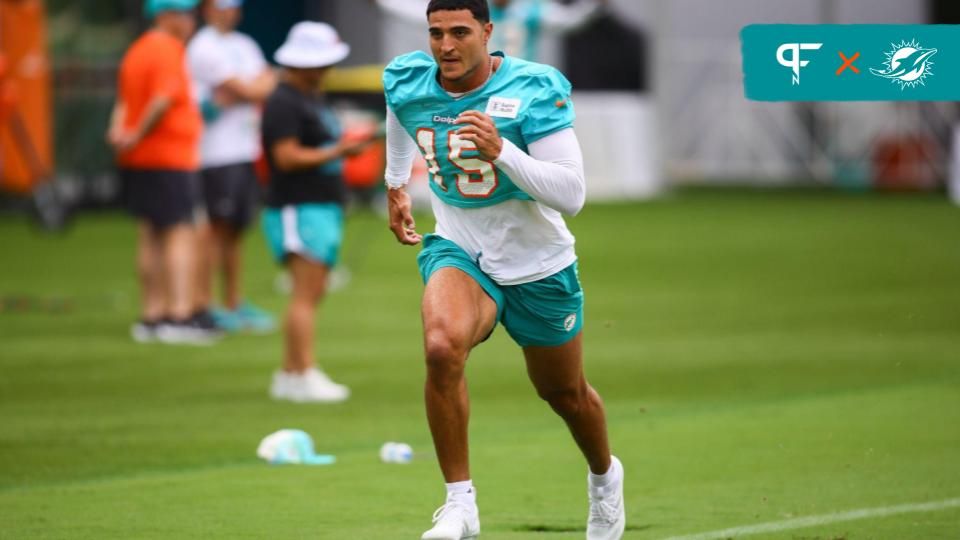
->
[870,40,937,89]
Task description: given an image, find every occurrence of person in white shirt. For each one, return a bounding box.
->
[187,0,276,332]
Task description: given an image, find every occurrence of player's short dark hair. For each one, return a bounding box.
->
[426,0,490,24]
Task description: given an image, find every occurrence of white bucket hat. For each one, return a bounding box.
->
[274,21,350,69]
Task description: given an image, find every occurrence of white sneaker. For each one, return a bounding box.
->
[155,316,221,346]
[130,320,159,343]
[269,371,293,401]
[421,497,480,540]
[269,368,349,403]
[302,368,350,402]
[586,456,625,540]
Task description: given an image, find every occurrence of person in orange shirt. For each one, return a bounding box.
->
[107,0,220,344]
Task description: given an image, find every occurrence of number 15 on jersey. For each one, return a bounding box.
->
[416,128,499,198]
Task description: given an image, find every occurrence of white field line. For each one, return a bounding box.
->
[661,497,960,540]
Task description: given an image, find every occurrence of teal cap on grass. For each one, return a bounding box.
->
[144,0,199,18]
[256,429,336,465]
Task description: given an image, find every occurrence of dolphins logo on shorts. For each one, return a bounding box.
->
[563,313,577,332]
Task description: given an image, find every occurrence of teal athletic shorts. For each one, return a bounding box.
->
[417,234,584,347]
[262,203,343,266]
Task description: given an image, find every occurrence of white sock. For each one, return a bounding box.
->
[589,456,621,487]
[446,480,476,504]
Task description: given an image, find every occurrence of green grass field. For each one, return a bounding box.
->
[1,189,959,539]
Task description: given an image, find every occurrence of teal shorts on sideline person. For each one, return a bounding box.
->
[417,234,584,348]
[262,204,343,266]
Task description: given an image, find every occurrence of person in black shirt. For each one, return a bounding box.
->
[261,21,372,403]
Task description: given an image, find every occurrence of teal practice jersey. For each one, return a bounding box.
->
[383,51,575,208]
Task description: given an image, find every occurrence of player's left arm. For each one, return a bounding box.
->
[455,112,586,216]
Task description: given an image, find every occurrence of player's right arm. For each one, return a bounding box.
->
[385,105,422,245]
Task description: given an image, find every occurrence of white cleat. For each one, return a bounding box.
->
[269,368,349,403]
[421,498,480,540]
[586,456,625,540]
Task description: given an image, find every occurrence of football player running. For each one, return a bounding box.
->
[382,1,625,538]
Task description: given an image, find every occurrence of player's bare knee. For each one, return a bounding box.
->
[424,328,469,382]
[540,386,587,418]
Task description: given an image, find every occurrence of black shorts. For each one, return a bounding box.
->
[200,162,260,230]
[120,169,201,230]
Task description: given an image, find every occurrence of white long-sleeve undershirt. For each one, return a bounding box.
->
[494,131,586,216]
[384,105,420,187]
[384,106,586,216]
